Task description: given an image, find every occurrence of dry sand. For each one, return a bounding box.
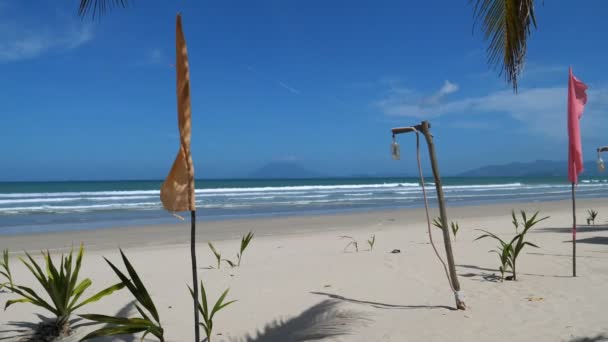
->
[2,199,608,341]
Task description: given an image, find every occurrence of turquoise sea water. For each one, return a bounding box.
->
[1,177,607,235]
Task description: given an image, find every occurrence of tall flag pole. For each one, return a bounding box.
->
[567,66,588,278]
[160,14,199,341]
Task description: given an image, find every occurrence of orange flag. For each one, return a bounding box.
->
[160,14,195,212]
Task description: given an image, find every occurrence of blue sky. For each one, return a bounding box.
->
[1,0,608,181]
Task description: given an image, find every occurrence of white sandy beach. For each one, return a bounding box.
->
[2,199,608,341]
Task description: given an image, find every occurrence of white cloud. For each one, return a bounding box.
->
[143,48,165,65]
[277,81,301,95]
[0,20,93,63]
[377,80,460,117]
[378,82,608,139]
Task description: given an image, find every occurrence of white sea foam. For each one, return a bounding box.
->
[2,181,608,217]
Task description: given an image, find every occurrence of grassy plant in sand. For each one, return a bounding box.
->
[587,209,598,225]
[80,249,164,341]
[511,209,520,233]
[367,235,376,251]
[432,217,460,240]
[4,244,124,338]
[189,280,236,342]
[341,236,358,252]
[0,249,13,291]
[208,243,222,269]
[236,231,254,267]
[476,210,548,281]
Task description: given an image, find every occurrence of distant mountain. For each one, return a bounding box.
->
[249,161,321,179]
[459,160,603,177]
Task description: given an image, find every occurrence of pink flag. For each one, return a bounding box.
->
[567,67,588,184]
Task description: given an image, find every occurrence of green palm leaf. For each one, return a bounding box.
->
[80,249,164,341]
[78,0,129,18]
[4,244,125,337]
[472,0,537,92]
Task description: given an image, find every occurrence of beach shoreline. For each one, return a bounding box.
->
[2,197,608,341]
[0,198,603,253]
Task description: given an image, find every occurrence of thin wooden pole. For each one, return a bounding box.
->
[571,183,577,277]
[420,120,466,310]
[191,210,200,341]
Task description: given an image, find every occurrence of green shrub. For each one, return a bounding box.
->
[341,236,358,252]
[476,210,548,281]
[587,209,598,225]
[0,249,13,291]
[189,280,236,342]
[80,249,164,341]
[432,217,460,240]
[4,244,124,337]
[237,232,254,267]
[208,243,222,269]
[367,235,376,251]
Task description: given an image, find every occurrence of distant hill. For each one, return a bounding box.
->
[459,160,603,177]
[249,161,320,179]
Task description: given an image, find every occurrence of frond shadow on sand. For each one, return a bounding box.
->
[230,299,370,342]
[570,334,608,342]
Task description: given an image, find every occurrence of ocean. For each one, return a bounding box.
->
[1,177,607,235]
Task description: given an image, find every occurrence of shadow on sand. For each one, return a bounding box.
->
[569,236,608,246]
[540,225,608,234]
[456,264,570,280]
[230,299,369,342]
[570,334,608,342]
[0,314,96,342]
[310,291,454,310]
[0,301,148,342]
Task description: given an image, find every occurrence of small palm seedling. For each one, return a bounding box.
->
[367,235,376,251]
[236,231,254,267]
[80,249,164,341]
[0,249,13,291]
[451,222,460,241]
[587,209,598,225]
[432,217,460,241]
[4,244,124,337]
[476,210,548,281]
[475,230,513,280]
[341,236,358,252]
[432,217,443,230]
[189,280,236,342]
[511,209,519,233]
[208,242,222,269]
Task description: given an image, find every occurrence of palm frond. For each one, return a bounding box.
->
[78,0,129,19]
[4,244,124,337]
[472,0,537,92]
[190,280,236,342]
[237,232,254,266]
[80,249,164,341]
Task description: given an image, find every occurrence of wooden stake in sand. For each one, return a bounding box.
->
[160,14,200,341]
[391,121,466,310]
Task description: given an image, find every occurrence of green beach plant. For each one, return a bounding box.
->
[587,209,598,225]
[475,230,513,280]
[4,244,124,337]
[341,236,358,252]
[208,243,222,269]
[432,217,460,241]
[236,231,254,267]
[189,280,236,342]
[476,210,548,281]
[0,249,13,291]
[511,210,519,233]
[451,222,460,240]
[80,249,164,341]
[367,235,376,251]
